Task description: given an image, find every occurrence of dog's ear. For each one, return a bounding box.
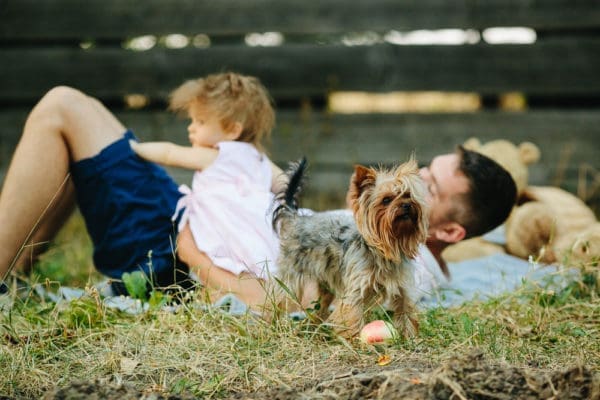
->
[347,165,376,210]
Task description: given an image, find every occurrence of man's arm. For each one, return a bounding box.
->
[129,140,218,170]
[176,225,268,309]
[269,161,287,193]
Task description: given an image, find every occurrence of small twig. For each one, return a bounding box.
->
[436,375,468,400]
[331,370,357,380]
[4,173,71,281]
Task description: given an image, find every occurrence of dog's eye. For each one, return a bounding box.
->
[382,196,393,205]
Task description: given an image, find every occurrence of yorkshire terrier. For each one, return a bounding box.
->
[270,157,428,339]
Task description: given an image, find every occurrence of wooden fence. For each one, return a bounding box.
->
[1,1,599,209]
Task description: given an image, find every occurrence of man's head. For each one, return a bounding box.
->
[420,146,517,244]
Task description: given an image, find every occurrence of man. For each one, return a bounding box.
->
[412,148,516,300]
[0,86,516,307]
[421,147,516,270]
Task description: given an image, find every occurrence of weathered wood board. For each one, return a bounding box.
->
[1,0,598,210]
[1,109,597,207]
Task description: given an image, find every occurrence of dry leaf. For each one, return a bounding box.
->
[377,354,392,366]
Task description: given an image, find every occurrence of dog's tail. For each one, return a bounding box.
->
[272,156,308,232]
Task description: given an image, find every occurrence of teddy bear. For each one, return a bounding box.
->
[506,186,599,266]
[442,137,600,268]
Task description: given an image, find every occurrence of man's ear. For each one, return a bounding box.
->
[431,222,466,244]
[225,122,243,140]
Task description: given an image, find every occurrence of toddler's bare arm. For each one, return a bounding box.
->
[129,140,218,170]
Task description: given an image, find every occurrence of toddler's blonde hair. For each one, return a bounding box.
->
[169,72,275,153]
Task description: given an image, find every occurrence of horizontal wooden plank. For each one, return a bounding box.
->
[1,0,600,40]
[1,39,600,103]
[1,109,598,207]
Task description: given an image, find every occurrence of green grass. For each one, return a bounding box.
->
[0,213,598,398]
[31,211,100,287]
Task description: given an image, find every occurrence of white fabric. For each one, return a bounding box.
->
[408,244,449,303]
[173,141,279,279]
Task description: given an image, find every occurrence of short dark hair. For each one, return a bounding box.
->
[451,146,517,239]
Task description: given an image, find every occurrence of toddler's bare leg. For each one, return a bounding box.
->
[0,86,125,279]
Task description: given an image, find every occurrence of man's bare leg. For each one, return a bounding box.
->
[176,226,270,310]
[0,86,126,279]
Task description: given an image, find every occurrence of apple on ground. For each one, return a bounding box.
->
[359,320,398,344]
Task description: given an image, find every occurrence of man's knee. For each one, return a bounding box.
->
[41,86,88,107]
[34,86,101,130]
[30,86,88,121]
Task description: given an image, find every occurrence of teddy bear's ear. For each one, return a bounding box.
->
[463,137,481,150]
[518,142,541,165]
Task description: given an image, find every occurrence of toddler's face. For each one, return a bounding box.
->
[187,106,231,148]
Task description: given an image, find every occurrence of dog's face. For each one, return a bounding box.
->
[347,157,428,261]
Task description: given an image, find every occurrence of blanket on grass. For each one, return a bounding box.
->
[7,252,575,317]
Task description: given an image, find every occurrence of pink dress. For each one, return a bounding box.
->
[173,141,279,279]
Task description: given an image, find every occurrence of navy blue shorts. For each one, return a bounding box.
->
[71,131,193,294]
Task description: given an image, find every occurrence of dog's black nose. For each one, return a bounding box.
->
[399,203,412,219]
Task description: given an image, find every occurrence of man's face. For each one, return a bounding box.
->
[419,154,470,234]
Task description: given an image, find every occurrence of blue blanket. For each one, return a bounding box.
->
[7,253,574,316]
[420,253,573,309]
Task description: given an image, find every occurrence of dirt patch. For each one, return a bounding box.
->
[41,352,599,400]
[237,352,599,400]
